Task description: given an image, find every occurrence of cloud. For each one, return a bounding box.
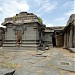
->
[53,10,74,27]
[12,0,29,11]
[74,0,75,13]
[54,17,66,22]
[47,23,66,27]
[47,23,55,27]
[0,0,29,26]
[63,1,73,8]
[36,0,58,13]
[40,2,57,12]
[65,10,74,16]
[53,16,67,26]
[0,0,73,28]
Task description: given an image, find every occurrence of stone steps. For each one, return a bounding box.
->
[2,44,16,47]
[3,42,16,44]
[3,41,39,44]
[2,46,38,50]
[2,44,38,47]
[22,45,38,47]
[2,41,39,50]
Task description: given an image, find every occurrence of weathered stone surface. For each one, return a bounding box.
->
[52,59,75,72]
[0,68,15,75]
[69,48,75,52]
[0,47,74,75]
[63,14,75,50]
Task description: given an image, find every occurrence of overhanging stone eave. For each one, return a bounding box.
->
[3,22,14,26]
[62,20,74,34]
[2,21,42,26]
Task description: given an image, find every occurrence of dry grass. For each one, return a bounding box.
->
[0,50,21,69]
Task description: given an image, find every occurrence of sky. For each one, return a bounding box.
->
[0,0,74,27]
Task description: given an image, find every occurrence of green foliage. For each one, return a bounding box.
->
[13,16,17,20]
[38,17,43,24]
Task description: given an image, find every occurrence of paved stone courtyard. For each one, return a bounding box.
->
[0,47,75,75]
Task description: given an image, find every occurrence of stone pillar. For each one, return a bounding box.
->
[64,32,67,48]
[66,31,69,48]
[73,25,75,48]
[69,26,73,48]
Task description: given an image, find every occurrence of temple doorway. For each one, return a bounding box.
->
[52,36,56,47]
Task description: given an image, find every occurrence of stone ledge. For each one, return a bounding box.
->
[69,48,75,52]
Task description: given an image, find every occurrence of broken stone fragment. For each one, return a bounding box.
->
[4,70,15,75]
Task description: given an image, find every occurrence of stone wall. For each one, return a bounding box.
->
[0,28,5,46]
[5,25,15,40]
[73,21,75,47]
[4,23,39,41]
[24,26,36,40]
[63,16,75,49]
[43,32,53,46]
[55,35,64,47]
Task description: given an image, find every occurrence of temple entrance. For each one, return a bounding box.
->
[52,36,56,47]
[16,30,22,47]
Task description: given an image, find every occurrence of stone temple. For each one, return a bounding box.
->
[0,12,75,52]
[2,12,45,50]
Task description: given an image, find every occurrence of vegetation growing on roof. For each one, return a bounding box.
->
[38,17,43,24]
[13,16,17,20]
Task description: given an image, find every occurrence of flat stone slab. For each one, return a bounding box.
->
[0,68,15,75]
[52,58,75,72]
[69,48,75,52]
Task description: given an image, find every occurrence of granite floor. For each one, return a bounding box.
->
[0,47,75,75]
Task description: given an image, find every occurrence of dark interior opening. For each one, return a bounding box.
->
[52,36,56,47]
